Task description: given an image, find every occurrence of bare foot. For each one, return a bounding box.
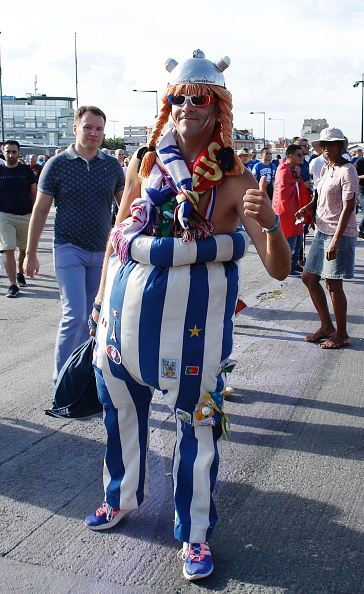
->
[320,334,350,349]
[305,328,335,343]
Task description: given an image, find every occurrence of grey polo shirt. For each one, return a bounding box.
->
[39,145,125,252]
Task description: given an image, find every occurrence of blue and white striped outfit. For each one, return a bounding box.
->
[94,223,248,544]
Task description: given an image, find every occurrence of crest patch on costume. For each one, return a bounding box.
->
[216,358,237,376]
[107,345,122,364]
[161,358,179,380]
[176,408,192,424]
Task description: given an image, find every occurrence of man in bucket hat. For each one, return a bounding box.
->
[86,49,291,580]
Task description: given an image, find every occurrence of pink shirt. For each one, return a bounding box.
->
[316,162,358,237]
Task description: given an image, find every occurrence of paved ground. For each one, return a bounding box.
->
[1,211,364,594]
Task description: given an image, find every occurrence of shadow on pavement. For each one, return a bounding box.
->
[1,409,364,591]
[211,482,364,593]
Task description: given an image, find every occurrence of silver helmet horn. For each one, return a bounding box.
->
[165,49,230,88]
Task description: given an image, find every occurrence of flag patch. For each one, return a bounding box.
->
[185,366,199,375]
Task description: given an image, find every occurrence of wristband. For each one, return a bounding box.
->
[88,313,97,333]
[261,213,280,234]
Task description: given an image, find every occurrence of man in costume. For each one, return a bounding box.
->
[86,50,291,581]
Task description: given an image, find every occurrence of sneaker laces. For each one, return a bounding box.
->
[179,542,211,562]
[96,502,117,521]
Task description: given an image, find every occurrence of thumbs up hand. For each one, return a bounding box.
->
[243,176,277,230]
[259,175,267,194]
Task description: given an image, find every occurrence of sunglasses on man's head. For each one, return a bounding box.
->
[167,94,218,107]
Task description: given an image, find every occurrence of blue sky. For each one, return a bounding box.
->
[2,0,364,143]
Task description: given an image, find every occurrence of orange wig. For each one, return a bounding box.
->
[139,83,243,178]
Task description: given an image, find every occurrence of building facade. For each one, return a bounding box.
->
[301,118,328,146]
[2,94,75,155]
[123,124,154,155]
[233,128,256,152]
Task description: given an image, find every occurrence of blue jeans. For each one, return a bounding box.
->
[359,190,364,232]
[53,243,104,383]
[286,234,304,270]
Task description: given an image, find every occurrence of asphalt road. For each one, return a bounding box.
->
[1,210,363,594]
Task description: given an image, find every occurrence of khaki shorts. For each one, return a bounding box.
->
[0,212,31,251]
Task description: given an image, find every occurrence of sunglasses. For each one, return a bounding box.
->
[167,94,218,107]
[320,141,341,147]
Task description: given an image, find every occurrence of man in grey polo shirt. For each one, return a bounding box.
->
[25,105,125,383]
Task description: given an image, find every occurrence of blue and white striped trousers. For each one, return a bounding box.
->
[93,231,248,543]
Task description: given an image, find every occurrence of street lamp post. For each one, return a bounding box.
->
[268,117,285,143]
[110,119,118,149]
[133,89,159,118]
[0,32,5,144]
[250,111,266,147]
[353,75,364,143]
[74,32,79,108]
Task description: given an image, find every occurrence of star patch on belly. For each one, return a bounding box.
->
[189,324,202,337]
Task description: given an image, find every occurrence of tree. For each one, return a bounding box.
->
[101,137,125,151]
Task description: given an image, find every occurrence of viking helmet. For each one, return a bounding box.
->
[165,49,230,88]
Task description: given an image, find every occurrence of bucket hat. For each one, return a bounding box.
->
[311,127,348,152]
[237,148,253,158]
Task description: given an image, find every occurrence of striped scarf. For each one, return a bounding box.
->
[111,125,225,265]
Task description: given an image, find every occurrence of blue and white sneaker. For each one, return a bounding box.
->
[181,542,214,580]
[85,502,128,531]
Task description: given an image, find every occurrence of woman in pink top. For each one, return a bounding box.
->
[296,128,358,349]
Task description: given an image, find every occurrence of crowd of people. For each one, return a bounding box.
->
[0,48,362,581]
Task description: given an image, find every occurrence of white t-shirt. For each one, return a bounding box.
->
[309,155,327,189]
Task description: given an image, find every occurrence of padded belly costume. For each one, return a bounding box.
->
[93,128,249,543]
